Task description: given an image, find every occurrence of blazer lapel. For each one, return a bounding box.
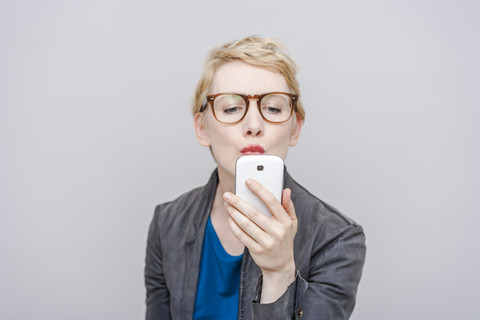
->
[180,170,218,319]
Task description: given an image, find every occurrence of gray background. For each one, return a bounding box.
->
[1,0,479,319]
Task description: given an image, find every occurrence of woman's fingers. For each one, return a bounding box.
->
[224,185,297,277]
[227,214,264,253]
[244,178,290,223]
[224,198,272,249]
[223,191,272,233]
[223,183,298,258]
[282,188,297,222]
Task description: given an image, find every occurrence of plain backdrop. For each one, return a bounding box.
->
[1,0,479,319]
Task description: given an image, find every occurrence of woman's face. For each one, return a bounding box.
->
[194,60,303,182]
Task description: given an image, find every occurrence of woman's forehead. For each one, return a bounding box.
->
[209,60,289,94]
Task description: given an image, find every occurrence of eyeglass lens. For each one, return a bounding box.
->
[213,93,292,123]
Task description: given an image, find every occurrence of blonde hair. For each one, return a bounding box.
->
[192,36,305,121]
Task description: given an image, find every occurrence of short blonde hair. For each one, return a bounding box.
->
[192,36,305,121]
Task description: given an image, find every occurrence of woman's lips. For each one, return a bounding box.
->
[241,145,265,155]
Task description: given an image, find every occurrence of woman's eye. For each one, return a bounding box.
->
[223,106,243,114]
[263,106,282,114]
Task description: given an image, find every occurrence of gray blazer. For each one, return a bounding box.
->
[145,169,366,319]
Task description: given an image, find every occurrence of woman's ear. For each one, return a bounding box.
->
[289,113,303,146]
[194,112,211,147]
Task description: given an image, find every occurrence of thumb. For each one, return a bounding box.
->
[282,188,297,221]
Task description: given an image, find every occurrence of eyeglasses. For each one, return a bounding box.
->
[201,92,298,124]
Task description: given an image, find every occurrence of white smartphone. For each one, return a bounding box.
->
[235,155,285,218]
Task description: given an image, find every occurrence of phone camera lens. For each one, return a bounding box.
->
[257,165,264,171]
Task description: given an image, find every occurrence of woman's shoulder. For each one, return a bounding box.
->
[151,170,218,232]
[155,186,206,218]
[286,172,360,230]
[286,172,365,262]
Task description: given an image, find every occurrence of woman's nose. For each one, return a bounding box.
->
[242,101,264,137]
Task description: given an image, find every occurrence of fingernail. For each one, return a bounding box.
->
[245,178,253,186]
[223,192,232,201]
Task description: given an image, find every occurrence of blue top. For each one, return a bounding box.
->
[193,217,244,320]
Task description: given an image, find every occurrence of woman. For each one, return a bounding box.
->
[145,36,366,320]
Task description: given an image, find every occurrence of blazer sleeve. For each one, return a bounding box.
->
[251,224,366,320]
[145,208,172,320]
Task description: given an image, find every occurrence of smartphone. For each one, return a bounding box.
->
[235,155,284,218]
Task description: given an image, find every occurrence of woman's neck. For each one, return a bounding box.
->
[211,165,234,221]
[216,166,235,195]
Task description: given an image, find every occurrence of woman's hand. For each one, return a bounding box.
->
[223,178,297,303]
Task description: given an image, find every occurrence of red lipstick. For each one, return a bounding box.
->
[241,145,265,155]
